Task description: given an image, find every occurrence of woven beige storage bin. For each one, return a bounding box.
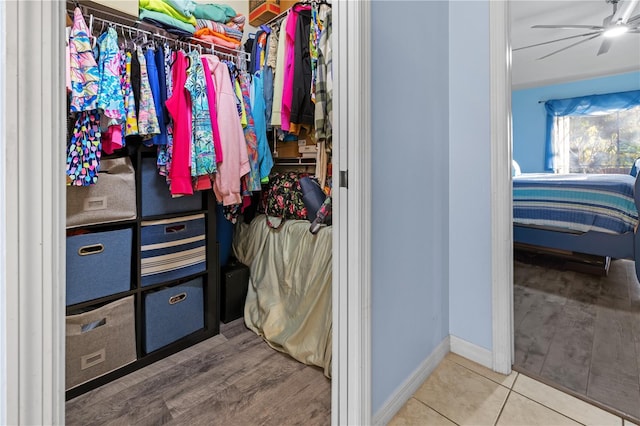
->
[65,296,137,390]
[66,156,137,228]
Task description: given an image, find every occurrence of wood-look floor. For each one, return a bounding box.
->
[66,318,331,426]
[513,252,640,422]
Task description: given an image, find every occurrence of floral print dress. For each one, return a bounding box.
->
[185,50,216,178]
[67,7,101,186]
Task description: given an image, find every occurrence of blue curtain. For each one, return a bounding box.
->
[544,90,640,171]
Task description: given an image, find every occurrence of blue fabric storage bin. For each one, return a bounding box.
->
[140,214,207,287]
[66,228,132,306]
[143,277,204,353]
[140,157,202,217]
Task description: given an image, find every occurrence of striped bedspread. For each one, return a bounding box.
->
[513,173,639,234]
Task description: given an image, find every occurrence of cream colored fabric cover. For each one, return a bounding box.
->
[232,215,332,377]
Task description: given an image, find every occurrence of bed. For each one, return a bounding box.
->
[232,214,332,378]
[513,170,640,283]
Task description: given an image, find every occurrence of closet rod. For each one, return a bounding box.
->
[264,0,331,27]
[264,8,290,27]
[68,2,250,66]
[86,14,250,63]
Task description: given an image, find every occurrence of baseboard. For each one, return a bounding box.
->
[372,336,450,426]
[450,334,492,369]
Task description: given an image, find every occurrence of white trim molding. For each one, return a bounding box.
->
[2,1,66,423]
[450,335,493,369]
[489,0,514,375]
[0,0,7,423]
[372,338,449,426]
[332,0,372,424]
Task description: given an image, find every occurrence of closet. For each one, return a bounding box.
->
[63,0,334,414]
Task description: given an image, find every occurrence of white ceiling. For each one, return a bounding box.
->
[510,0,640,89]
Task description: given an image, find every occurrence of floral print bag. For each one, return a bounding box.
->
[260,172,309,229]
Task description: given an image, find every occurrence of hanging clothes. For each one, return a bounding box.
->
[263,28,278,127]
[234,77,248,128]
[97,27,126,154]
[239,72,261,192]
[315,10,332,144]
[135,46,161,140]
[67,7,101,186]
[270,15,288,127]
[159,44,174,177]
[202,54,250,206]
[289,6,314,135]
[66,110,102,186]
[281,8,300,132]
[185,50,216,188]
[201,58,223,164]
[121,50,139,137]
[130,51,141,116]
[146,46,168,147]
[96,28,125,122]
[69,7,99,113]
[309,4,323,105]
[251,72,273,181]
[165,50,194,196]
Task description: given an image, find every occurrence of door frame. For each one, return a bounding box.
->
[0,0,373,424]
[489,0,514,375]
[1,1,67,424]
[332,1,372,424]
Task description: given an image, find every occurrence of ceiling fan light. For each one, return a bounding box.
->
[603,24,629,37]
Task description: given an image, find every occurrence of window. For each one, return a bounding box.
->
[544,90,640,173]
[552,106,640,174]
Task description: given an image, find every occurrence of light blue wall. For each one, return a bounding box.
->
[371,0,450,414]
[447,1,493,351]
[513,71,640,172]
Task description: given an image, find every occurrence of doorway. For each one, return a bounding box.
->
[509,1,640,421]
[0,1,372,424]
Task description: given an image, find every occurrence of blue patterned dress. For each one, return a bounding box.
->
[185,50,216,178]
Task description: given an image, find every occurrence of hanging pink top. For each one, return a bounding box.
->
[165,50,194,196]
[201,54,250,206]
[201,58,223,164]
[280,8,298,132]
[281,5,311,132]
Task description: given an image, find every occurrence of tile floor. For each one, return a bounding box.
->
[389,353,639,426]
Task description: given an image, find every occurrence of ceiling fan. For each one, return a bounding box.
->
[514,0,640,59]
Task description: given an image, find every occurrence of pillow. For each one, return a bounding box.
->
[299,176,327,222]
[512,160,522,177]
[631,158,640,177]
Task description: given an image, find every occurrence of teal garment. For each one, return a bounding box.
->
[192,3,236,23]
[164,0,196,17]
[96,28,125,123]
[252,72,273,181]
[185,50,216,177]
[138,9,196,34]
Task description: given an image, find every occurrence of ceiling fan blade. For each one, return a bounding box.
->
[612,0,640,23]
[628,14,640,24]
[537,34,602,60]
[532,24,603,30]
[597,38,613,55]
[513,31,602,51]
